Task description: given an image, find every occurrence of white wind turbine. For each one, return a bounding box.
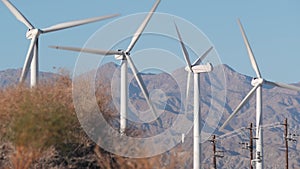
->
[2,0,119,88]
[50,0,161,135]
[220,19,300,169]
[174,22,213,169]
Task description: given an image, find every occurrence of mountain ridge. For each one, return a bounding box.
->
[1,63,300,168]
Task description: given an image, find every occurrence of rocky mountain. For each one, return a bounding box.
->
[95,62,300,168]
[0,68,61,88]
[1,63,300,168]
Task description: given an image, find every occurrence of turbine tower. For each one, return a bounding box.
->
[220,19,300,169]
[2,0,119,88]
[50,0,161,135]
[174,22,213,169]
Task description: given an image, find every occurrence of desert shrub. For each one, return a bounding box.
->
[0,72,191,169]
[10,92,78,151]
[1,77,79,150]
[0,75,83,168]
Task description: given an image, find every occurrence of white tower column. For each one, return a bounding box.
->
[256,86,263,169]
[120,58,128,135]
[194,73,201,169]
[30,39,38,88]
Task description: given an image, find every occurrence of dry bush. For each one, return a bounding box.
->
[0,75,81,168]
[0,72,191,168]
[94,143,190,169]
[9,146,40,169]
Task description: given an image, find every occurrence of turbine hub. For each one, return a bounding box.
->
[184,66,192,72]
[26,29,40,39]
[115,49,126,60]
[251,77,264,86]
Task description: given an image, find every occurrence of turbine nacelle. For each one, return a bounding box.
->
[251,77,263,87]
[26,29,40,39]
[185,62,213,73]
[192,62,213,73]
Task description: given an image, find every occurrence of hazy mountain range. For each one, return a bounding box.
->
[0,68,60,88]
[1,63,300,168]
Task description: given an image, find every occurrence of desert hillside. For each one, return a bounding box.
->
[0,63,300,168]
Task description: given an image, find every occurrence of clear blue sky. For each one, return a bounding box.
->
[1,0,300,83]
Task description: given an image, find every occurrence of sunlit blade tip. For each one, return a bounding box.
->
[265,80,300,92]
[49,45,122,56]
[126,0,160,53]
[41,13,120,33]
[237,19,262,78]
[2,0,34,29]
[49,45,59,49]
[174,22,192,71]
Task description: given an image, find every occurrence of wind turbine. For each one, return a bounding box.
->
[174,22,213,169]
[2,0,119,88]
[220,19,300,169]
[50,0,161,135]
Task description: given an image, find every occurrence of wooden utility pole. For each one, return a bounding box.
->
[283,118,288,169]
[239,123,254,169]
[279,118,299,169]
[212,135,217,169]
[210,135,224,169]
[248,123,254,169]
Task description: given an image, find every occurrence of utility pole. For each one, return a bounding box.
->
[249,123,254,169]
[283,118,288,169]
[210,135,224,169]
[239,123,254,169]
[280,118,298,169]
[212,135,217,169]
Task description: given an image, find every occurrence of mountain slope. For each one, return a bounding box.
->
[1,63,300,168]
[0,68,61,88]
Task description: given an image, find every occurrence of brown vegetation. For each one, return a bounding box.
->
[0,74,189,169]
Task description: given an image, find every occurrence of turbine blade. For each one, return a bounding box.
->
[265,80,300,92]
[20,35,38,83]
[192,47,213,66]
[126,0,160,53]
[126,54,158,118]
[41,14,119,33]
[2,0,34,29]
[174,22,192,71]
[237,19,262,78]
[49,46,122,56]
[219,84,260,131]
[185,71,192,111]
